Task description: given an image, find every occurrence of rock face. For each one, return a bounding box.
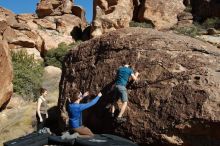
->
[198,34,220,47]
[91,0,185,36]
[59,28,220,145]
[72,5,87,27]
[36,0,73,18]
[191,0,220,18]
[138,0,185,29]
[42,66,62,104]
[0,4,86,54]
[91,0,134,37]
[0,40,13,110]
[0,4,85,109]
[177,11,193,27]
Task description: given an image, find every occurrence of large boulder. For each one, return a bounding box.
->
[138,0,185,29]
[0,40,13,110]
[36,0,55,18]
[72,5,87,27]
[191,0,220,18]
[36,0,73,18]
[0,7,16,25]
[55,14,84,35]
[91,0,134,37]
[58,28,220,145]
[42,66,62,104]
[33,18,56,30]
[16,14,39,30]
[3,27,44,52]
[36,29,73,51]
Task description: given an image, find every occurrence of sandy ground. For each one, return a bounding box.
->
[0,102,36,146]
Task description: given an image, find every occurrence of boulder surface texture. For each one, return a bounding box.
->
[0,40,13,110]
[59,28,220,145]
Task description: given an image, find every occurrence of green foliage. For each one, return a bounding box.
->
[129,21,154,28]
[174,25,199,37]
[202,17,220,29]
[12,50,44,100]
[44,41,81,68]
[184,5,192,13]
[174,17,220,37]
[173,23,204,37]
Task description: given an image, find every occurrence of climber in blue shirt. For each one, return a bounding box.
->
[111,62,139,123]
[68,88,102,137]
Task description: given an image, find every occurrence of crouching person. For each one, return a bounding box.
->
[68,89,102,138]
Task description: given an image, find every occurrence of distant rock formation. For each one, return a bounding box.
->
[0,3,86,58]
[91,0,185,37]
[58,27,220,145]
[0,1,86,108]
[137,0,185,29]
[91,0,134,37]
[0,40,13,110]
[36,0,73,18]
[177,11,193,27]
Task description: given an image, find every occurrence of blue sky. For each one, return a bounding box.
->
[0,0,93,22]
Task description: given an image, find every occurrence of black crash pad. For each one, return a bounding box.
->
[3,132,49,146]
[48,134,138,146]
[74,134,138,146]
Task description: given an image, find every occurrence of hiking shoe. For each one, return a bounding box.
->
[61,132,79,140]
[116,117,127,123]
[38,127,51,134]
[105,103,112,109]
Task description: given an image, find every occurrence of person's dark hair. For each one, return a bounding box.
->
[69,88,81,102]
[40,88,47,95]
[121,60,127,66]
[122,60,133,68]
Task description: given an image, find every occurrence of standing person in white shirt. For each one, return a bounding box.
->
[36,88,48,131]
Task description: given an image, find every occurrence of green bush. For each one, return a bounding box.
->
[202,17,220,29]
[184,5,192,13]
[173,23,203,37]
[129,21,154,28]
[12,50,44,100]
[44,42,81,68]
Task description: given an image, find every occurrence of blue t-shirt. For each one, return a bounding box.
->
[68,95,101,128]
[115,66,133,86]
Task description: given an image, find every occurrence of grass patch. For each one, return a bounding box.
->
[173,23,204,37]
[0,104,35,144]
[174,17,220,37]
[129,21,154,28]
[202,17,220,29]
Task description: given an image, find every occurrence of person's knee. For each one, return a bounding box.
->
[89,132,94,136]
[122,101,128,106]
[85,127,94,136]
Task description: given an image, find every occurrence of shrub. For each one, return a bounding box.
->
[44,41,81,68]
[12,50,44,100]
[173,23,204,37]
[184,5,192,13]
[202,17,220,29]
[129,21,154,28]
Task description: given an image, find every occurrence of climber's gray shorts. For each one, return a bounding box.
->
[114,85,128,102]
